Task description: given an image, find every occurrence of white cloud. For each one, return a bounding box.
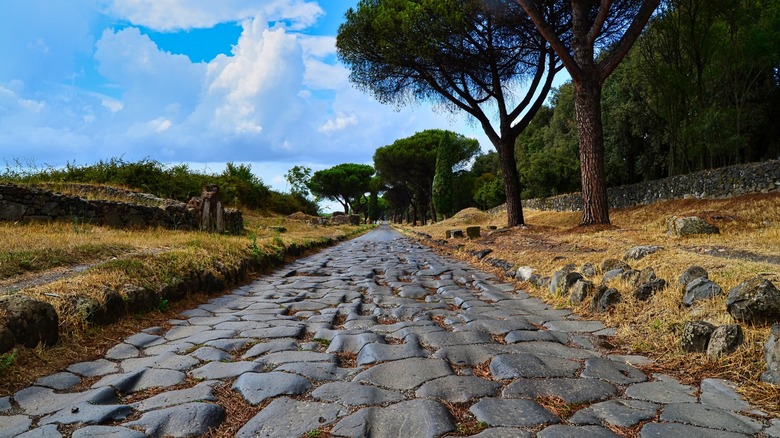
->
[319,112,357,134]
[106,0,324,31]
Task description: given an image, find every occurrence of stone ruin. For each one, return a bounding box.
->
[186,185,232,233]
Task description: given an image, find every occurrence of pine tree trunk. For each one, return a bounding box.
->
[497,139,525,227]
[574,78,610,225]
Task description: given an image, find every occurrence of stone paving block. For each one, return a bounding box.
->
[470,398,560,428]
[258,350,336,366]
[660,403,763,434]
[16,424,61,438]
[163,324,212,340]
[67,359,119,377]
[0,396,11,413]
[14,386,118,416]
[121,351,199,372]
[312,381,405,406]
[457,318,537,334]
[569,399,659,428]
[503,378,618,404]
[537,425,621,437]
[142,341,195,356]
[700,378,756,414]
[124,402,225,437]
[190,346,232,362]
[241,339,299,358]
[582,357,647,385]
[34,372,81,390]
[131,380,219,412]
[40,402,132,425]
[356,340,428,365]
[232,371,312,405]
[543,320,606,333]
[71,426,146,438]
[123,332,165,348]
[240,325,304,339]
[275,361,360,381]
[638,422,749,437]
[92,368,186,394]
[189,360,262,380]
[510,340,599,360]
[415,375,502,403]
[176,329,237,345]
[353,358,453,390]
[433,344,510,367]
[326,332,384,354]
[490,353,581,379]
[417,330,495,349]
[505,330,568,344]
[331,399,455,438]
[236,397,348,438]
[105,343,140,360]
[626,375,697,404]
[465,428,531,438]
[0,415,32,438]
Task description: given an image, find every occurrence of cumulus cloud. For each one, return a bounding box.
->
[319,112,357,134]
[106,0,324,31]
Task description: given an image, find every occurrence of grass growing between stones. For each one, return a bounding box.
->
[402,192,780,417]
[0,211,373,396]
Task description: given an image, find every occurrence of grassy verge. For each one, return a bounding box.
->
[0,211,373,395]
[399,192,780,416]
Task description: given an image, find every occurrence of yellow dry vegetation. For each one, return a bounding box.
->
[402,192,780,415]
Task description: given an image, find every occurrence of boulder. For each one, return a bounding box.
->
[682,278,723,307]
[0,326,15,354]
[0,295,59,348]
[550,270,581,296]
[602,268,625,284]
[621,269,641,286]
[515,266,534,282]
[707,324,743,360]
[726,277,780,323]
[447,229,464,239]
[637,267,657,286]
[762,323,780,385]
[633,278,667,301]
[681,321,715,353]
[580,263,597,278]
[601,259,630,273]
[678,266,708,291]
[590,286,621,313]
[570,280,593,304]
[624,245,663,261]
[466,226,481,238]
[666,216,720,237]
[122,285,159,313]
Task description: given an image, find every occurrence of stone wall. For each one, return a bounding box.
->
[491,159,780,213]
[0,183,243,234]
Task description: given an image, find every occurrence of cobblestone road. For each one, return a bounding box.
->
[2,225,779,437]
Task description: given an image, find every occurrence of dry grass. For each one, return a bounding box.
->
[401,192,780,416]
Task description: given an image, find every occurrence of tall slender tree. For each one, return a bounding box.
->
[338,0,564,226]
[516,0,661,225]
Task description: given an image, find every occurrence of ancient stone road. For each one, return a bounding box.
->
[1,225,779,437]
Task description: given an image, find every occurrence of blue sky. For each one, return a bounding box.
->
[0,1,553,197]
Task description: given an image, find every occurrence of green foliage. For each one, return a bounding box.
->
[432,132,456,218]
[285,165,312,197]
[473,173,506,210]
[307,163,375,214]
[0,349,17,374]
[157,298,170,312]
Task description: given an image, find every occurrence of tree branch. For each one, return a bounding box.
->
[516,0,584,82]
[586,0,613,46]
[598,0,661,81]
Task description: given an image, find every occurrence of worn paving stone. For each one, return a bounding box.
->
[700,378,757,414]
[204,337,254,352]
[470,398,560,428]
[626,375,697,404]
[232,371,312,405]
[312,381,405,406]
[331,399,455,438]
[34,372,81,390]
[353,358,453,390]
[326,332,384,354]
[188,360,262,380]
[123,332,165,348]
[163,324,212,340]
[124,402,225,437]
[660,403,763,434]
[16,424,61,438]
[639,422,750,437]
[142,341,195,356]
[190,346,232,362]
[131,381,218,412]
[490,353,581,379]
[503,378,618,404]
[433,344,509,367]
[240,325,305,339]
[505,329,567,344]
[582,357,647,385]
[71,426,146,438]
[537,425,621,438]
[92,368,186,394]
[416,375,502,403]
[241,339,299,358]
[465,427,531,438]
[356,340,428,365]
[14,386,118,416]
[258,350,335,366]
[175,329,237,345]
[569,399,660,428]
[236,397,348,438]
[0,415,32,438]
[274,361,360,381]
[67,359,119,377]
[543,320,606,333]
[510,341,598,360]
[40,402,132,426]
[0,397,11,413]
[105,343,140,360]
[121,351,199,372]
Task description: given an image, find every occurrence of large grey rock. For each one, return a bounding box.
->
[236,397,347,438]
[312,382,405,406]
[683,278,723,306]
[470,398,559,428]
[416,375,502,403]
[633,278,667,301]
[678,266,709,291]
[624,245,662,261]
[0,295,58,348]
[707,324,743,360]
[666,216,720,236]
[569,280,593,304]
[490,353,581,379]
[232,371,312,405]
[681,321,716,353]
[352,358,453,390]
[124,402,225,437]
[503,378,617,404]
[332,399,454,438]
[763,323,780,384]
[727,277,780,323]
[590,286,621,313]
